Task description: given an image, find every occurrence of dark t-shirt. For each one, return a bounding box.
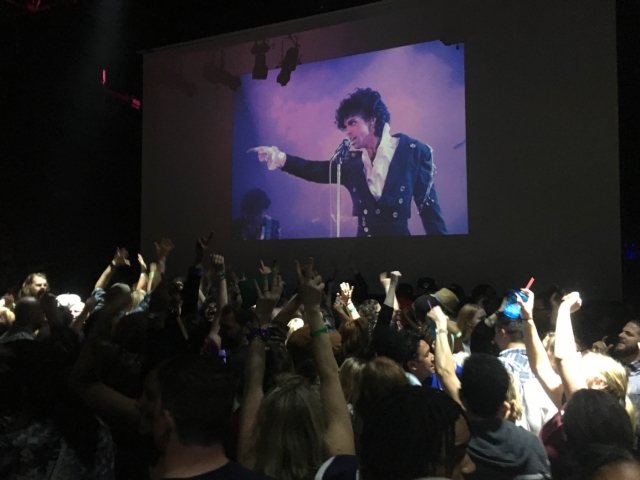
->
[165,461,273,480]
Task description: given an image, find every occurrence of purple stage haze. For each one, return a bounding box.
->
[232,40,467,239]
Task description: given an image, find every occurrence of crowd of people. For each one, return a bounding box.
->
[1,233,640,480]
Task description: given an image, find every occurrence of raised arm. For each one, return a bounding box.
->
[95,248,130,291]
[518,288,564,408]
[332,297,352,326]
[554,292,585,401]
[210,254,228,309]
[337,282,360,320]
[136,254,148,292]
[298,259,355,456]
[253,273,283,329]
[151,238,175,290]
[430,306,462,406]
[238,336,266,470]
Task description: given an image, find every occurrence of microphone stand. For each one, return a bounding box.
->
[330,140,350,238]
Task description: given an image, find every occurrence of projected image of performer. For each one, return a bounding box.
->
[232,188,281,240]
[249,88,447,237]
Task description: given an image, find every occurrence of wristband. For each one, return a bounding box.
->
[140,273,147,277]
[149,272,155,279]
[247,328,270,342]
[455,331,462,338]
[435,328,448,335]
[347,304,356,313]
[310,326,329,337]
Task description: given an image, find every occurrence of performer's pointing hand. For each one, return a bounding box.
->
[247,146,287,170]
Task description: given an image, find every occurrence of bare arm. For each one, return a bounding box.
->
[554,293,585,401]
[95,248,130,291]
[380,272,400,311]
[152,238,175,290]
[518,289,564,408]
[238,337,266,469]
[332,298,352,326]
[135,254,148,292]
[431,306,462,407]
[298,259,354,456]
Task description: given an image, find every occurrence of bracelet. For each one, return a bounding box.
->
[347,305,356,313]
[140,273,147,277]
[310,326,329,337]
[149,272,155,279]
[435,328,448,335]
[455,331,462,338]
[247,328,270,342]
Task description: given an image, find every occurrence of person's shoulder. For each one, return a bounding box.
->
[393,133,430,151]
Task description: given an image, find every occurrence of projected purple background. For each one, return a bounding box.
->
[232,40,467,239]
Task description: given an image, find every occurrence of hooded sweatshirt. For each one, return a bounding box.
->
[467,417,551,480]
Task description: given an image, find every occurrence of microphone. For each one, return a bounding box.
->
[330,139,351,163]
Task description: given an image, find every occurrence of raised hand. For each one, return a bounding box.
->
[560,292,582,313]
[247,146,286,170]
[259,260,272,275]
[195,231,214,264]
[379,272,391,289]
[517,288,535,320]
[137,254,147,273]
[390,271,402,287]
[337,282,353,305]
[113,248,131,267]
[427,305,448,329]
[154,238,175,260]
[253,274,283,324]
[210,254,225,273]
[296,258,324,307]
[592,336,613,354]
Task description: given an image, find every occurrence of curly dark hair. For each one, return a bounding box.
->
[240,188,271,215]
[335,88,390,138]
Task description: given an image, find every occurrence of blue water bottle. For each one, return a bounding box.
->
[503,289,528,319]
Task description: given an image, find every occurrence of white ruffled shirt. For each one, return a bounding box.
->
[357,123,399,200]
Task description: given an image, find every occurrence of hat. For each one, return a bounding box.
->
[430,288,460,314]
[413,288,460,321]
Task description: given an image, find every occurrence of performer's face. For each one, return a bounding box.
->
[345,115,376,149]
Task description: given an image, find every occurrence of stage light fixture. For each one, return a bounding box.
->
[203,52,241,92]
[251,40,270,80]
[276,35,302,86]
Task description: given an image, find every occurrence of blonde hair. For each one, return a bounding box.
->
[339,357,366,405]
[456,303,482,344]
[128,290,145,312]
[581,352,637,431]
[253,374,327,480]
[505,372,523,422]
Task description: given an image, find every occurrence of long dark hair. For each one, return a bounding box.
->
[360,385,465,480]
